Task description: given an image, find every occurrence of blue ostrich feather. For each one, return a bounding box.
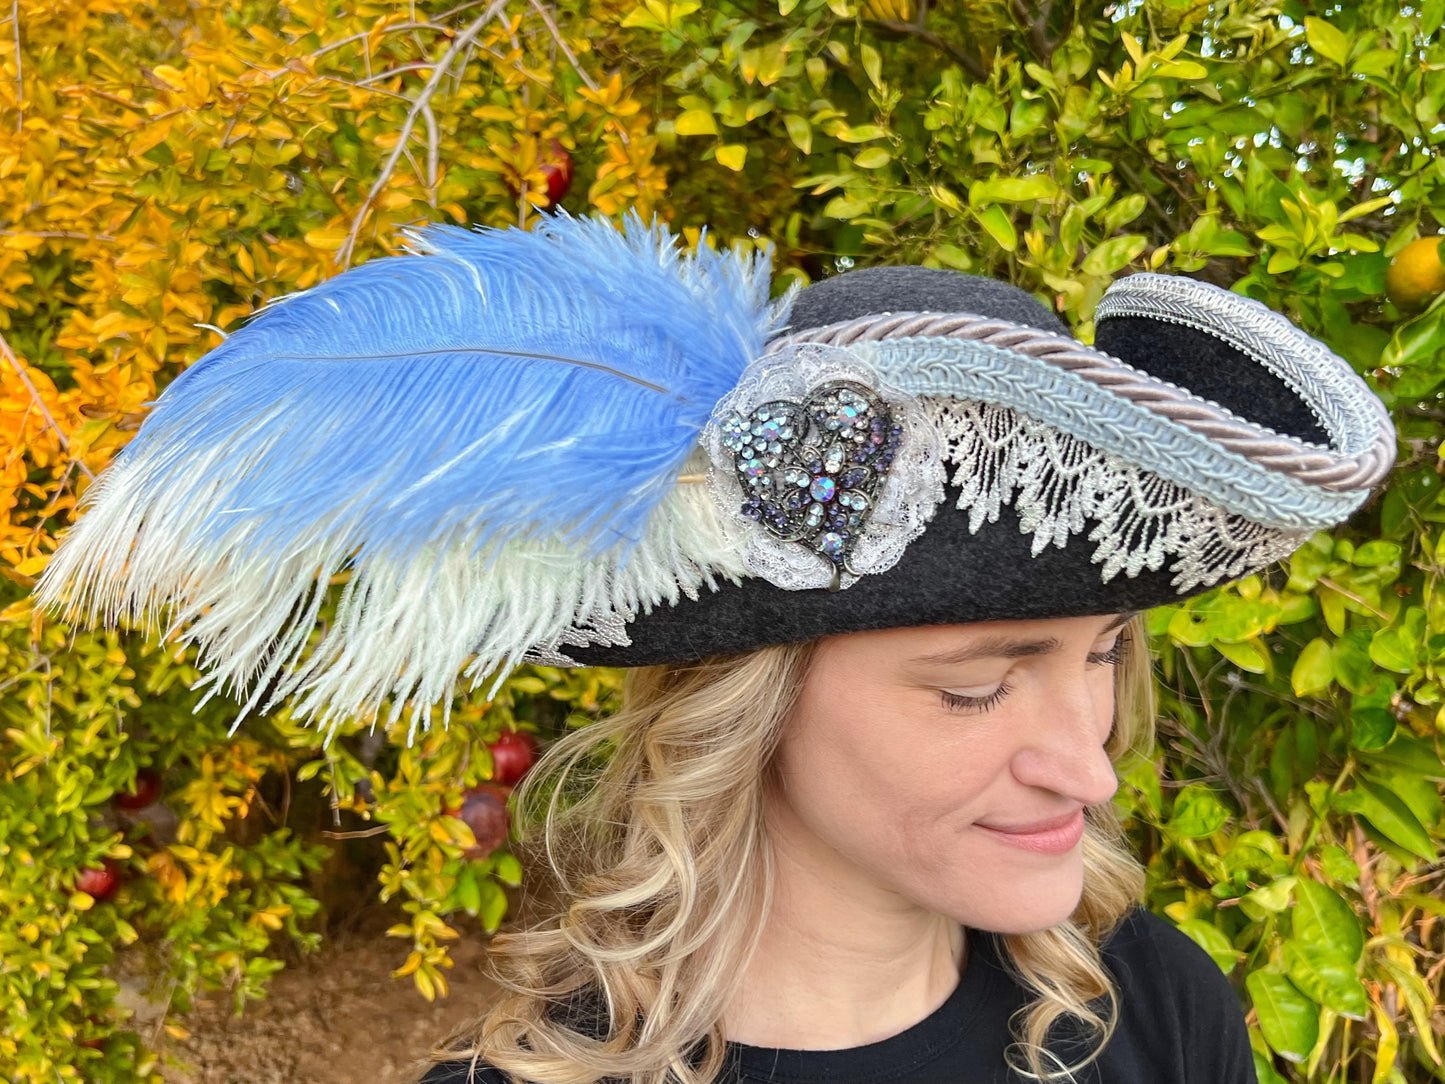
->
[117,212,780,563]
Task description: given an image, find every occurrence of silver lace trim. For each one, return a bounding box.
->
[934,400,1313,590]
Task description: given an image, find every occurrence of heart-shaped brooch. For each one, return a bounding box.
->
[718,381,903,588]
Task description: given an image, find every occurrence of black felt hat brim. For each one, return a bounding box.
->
[570,494,1184,666]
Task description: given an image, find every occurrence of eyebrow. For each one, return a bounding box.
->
[909,612,1136,667]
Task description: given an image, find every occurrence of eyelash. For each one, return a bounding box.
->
[940,636,1130,714]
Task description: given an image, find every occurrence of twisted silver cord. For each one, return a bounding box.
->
[766,311,1394,493]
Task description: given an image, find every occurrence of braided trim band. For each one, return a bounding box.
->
[767,309,1393,494]
[1096,272,1393,475]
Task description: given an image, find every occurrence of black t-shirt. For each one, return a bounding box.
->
[419,908,1257,1084]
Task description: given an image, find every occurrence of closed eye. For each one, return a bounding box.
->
[941,684,1012,714]
[1088,635,1129,667]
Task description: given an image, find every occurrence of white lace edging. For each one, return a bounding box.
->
[932,400,1313,590]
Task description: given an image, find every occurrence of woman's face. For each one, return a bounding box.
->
[767,613,1130,935]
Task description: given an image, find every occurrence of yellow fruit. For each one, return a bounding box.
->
[1384,235,1445,312]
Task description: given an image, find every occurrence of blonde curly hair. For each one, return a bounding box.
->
[429,616,1153,1083]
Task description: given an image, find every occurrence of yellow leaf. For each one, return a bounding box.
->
[129,124,171,158]
[674,108,719,136]
[305,228,350,252]
[13,555,49,577]
[715,144,747,171]
[0,597,32,623]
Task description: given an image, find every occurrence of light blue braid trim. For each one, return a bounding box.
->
[867,337,1366,530]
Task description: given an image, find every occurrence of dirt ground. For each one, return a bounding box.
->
[156,906,513,1084]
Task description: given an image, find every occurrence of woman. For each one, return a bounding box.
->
[37,216,1394,1083]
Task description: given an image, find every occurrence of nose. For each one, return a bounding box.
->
[1010,679,1120,807]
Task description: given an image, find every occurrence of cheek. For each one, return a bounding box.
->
[773,686,1006,870]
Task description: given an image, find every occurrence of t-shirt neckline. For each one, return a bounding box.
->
[728,930,1007,1083]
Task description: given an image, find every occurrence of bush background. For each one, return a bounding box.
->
[1,1,1442,1081]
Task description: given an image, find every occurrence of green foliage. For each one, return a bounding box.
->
[3,0,1444,1082]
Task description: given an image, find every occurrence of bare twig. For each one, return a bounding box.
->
[422,101,439,202]
[337,2,507,268]
[0,228,116,242]
[0,330,95,480]
[1010,0,1056,63]
[526,0,598,91]
[302,20,448,64]
[10,0,20,134]
[870,18,988,82]
[322,823,392,840]
[354,63,443,85]
[1317,576,1392,621]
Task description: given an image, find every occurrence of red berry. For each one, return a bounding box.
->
[449,784,511,858]
[539,139,574,205]
[505,138,574,208]
[75,860,123,902]
[489,731,538,786]
[115,767,163,811]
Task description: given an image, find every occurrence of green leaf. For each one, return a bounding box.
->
[1331,631,1377,694]
[1291,879,1365,962]
[1176,918,1240,972]
[493,851,523,887]
[1304,17,1350,67]
[968,174,1060,205]
[853,147,891,169]
[1244,876,1298,915]
[1364,630,1414,674]
[1247,971,1319,1062]
[1351,540,1401,567]
[976,204,1017,251]
[860,43,882,89]
[1282,941,1368,1018]
[783,113,812,155]
[1350,707,1396,751]
[1168,783,1230,838]
[1337,779,1437,861]
[1082,234,1148,275]
[478,877,509,931]
[1364,768,1444,830]
[835,123,886,143]
[1101,193,1148,233]
[1290,638,1334,697]
[1215,637,1270,674]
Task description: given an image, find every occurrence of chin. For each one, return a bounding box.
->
[940,853,1087,935]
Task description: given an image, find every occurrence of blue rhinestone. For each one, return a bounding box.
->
[744,458,766,479]
[842,467,868,488]
[809,476,836,502]
[820,532,845,556]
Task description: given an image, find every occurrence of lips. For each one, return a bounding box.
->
[975,809,1086,856]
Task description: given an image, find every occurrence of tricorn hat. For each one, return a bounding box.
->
[37,214,1395,736]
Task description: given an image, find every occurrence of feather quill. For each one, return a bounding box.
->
[38,213,781,736]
